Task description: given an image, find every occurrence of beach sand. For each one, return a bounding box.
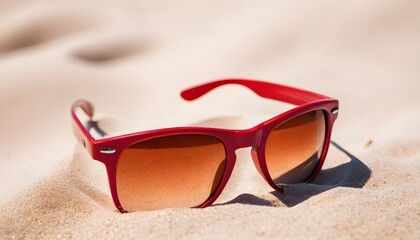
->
[0,0,419,239]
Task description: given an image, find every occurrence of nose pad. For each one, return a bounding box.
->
[251,146,264,177]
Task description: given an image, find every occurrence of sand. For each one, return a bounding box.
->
[0,0,419,239]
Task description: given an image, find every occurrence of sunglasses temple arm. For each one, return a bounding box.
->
[180,79,332,105]
[71,99,96,155]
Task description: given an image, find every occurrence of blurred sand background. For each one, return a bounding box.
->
[0,0,419,239]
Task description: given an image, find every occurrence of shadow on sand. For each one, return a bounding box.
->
[219,141,371,207]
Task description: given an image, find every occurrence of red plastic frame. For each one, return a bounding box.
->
[71,79,339,213]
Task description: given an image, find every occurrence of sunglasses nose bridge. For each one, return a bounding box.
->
[230,129,262,150]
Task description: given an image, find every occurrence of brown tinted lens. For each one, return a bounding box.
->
[265,110,326,185]
[116,134,226,211]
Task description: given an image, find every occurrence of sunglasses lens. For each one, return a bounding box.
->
[116,134,226,211]
[265,110,326,185]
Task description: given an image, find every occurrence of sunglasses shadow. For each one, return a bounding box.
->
[217,141,372,208]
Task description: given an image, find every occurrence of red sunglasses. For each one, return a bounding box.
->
[71,79,339,213]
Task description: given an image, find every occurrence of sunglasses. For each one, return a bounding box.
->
[71,79,339,213]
